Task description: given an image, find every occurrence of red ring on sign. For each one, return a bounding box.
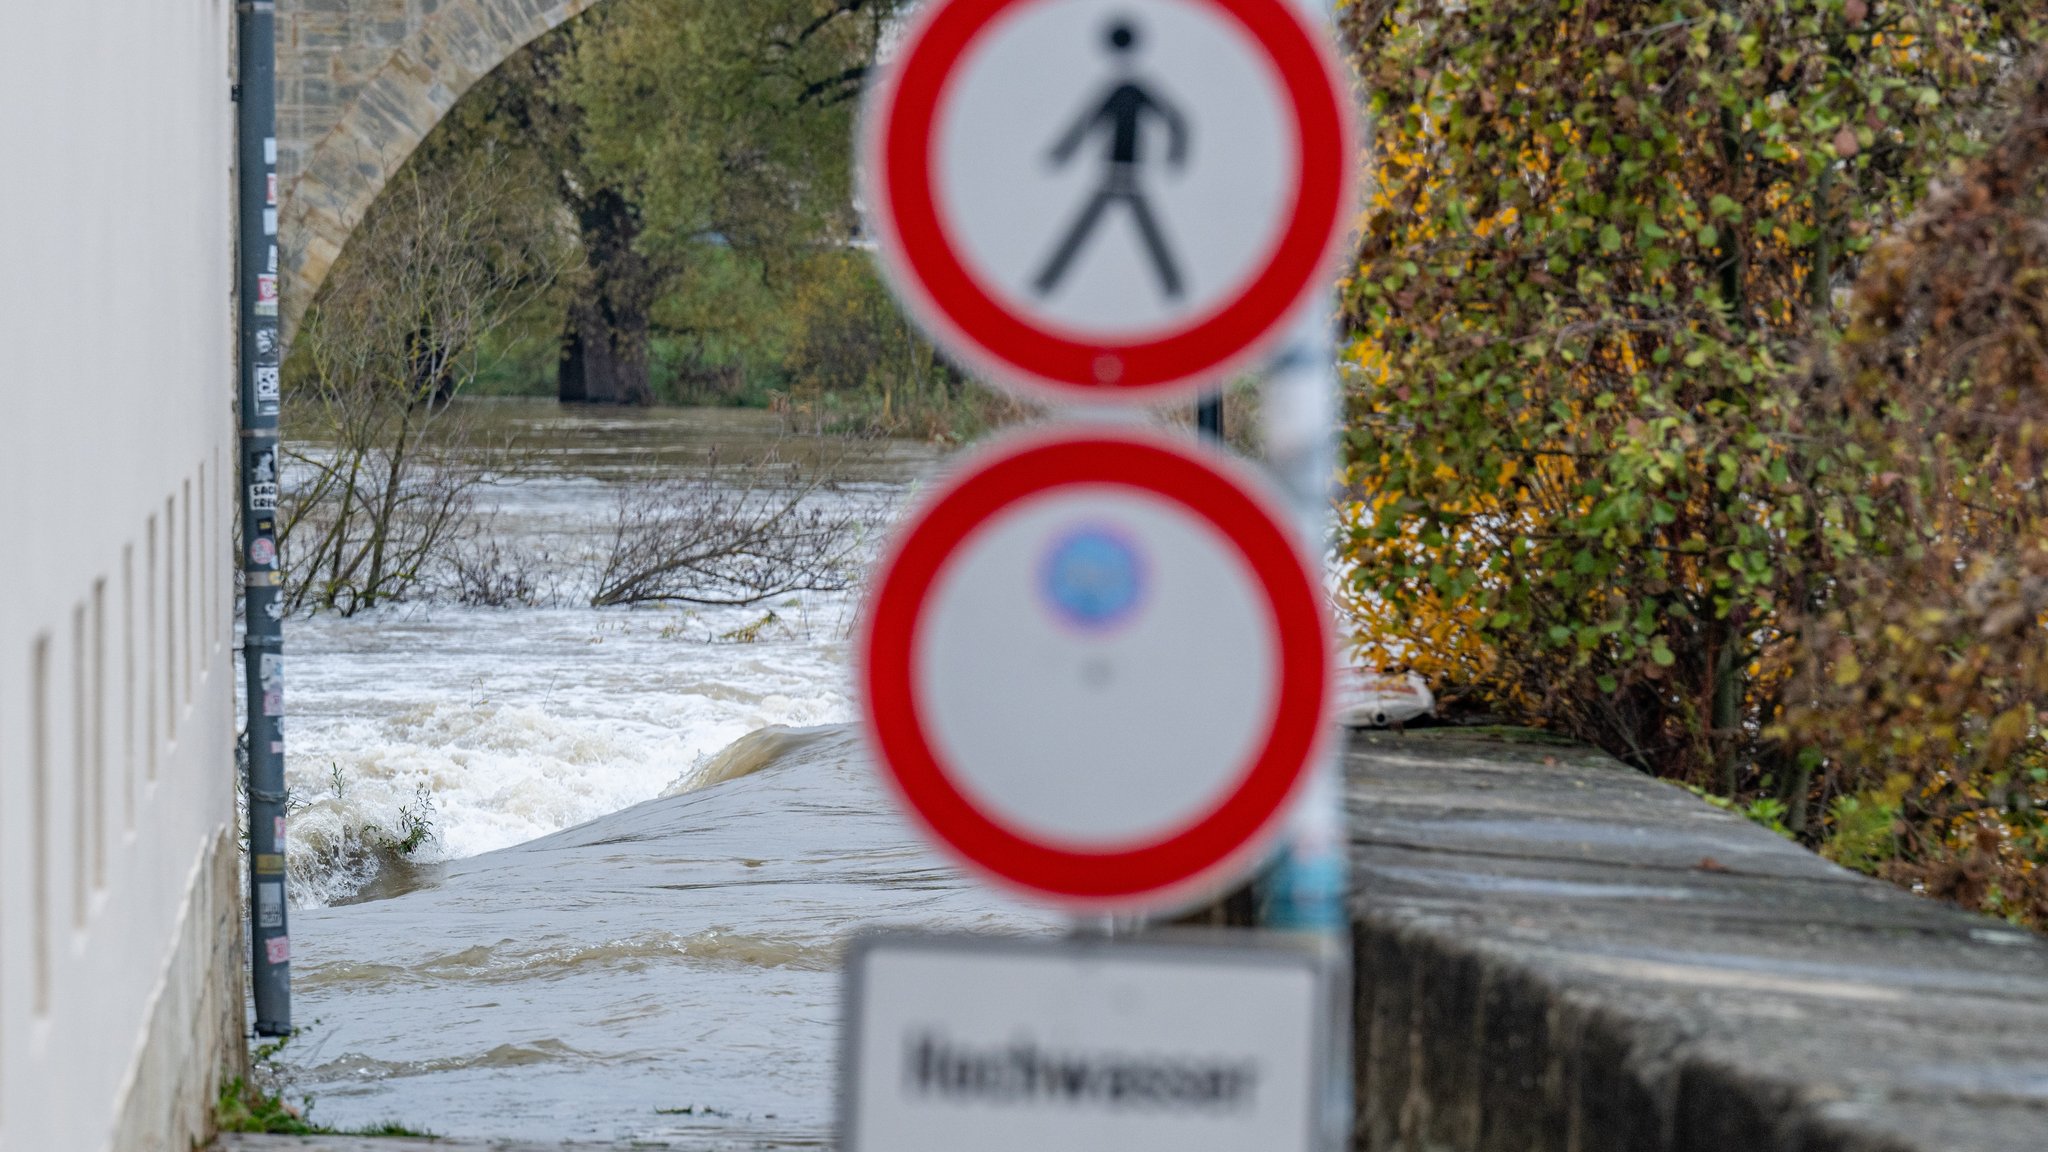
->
[866,0,1354,400]
[858,430,1330,908]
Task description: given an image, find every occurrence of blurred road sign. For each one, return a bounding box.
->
[841,932,1328,1152]
[859,0,1355,403]
[857,426,1331,913]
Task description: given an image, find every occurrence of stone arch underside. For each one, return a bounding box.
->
[278,0,603,334]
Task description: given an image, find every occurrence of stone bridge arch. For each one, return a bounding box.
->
[278,0,603,332]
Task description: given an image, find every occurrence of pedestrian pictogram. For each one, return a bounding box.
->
[859,0,1356,403]
[855,426,1332,913]
[1033,19,1190,302]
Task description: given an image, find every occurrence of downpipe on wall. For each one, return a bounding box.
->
[235,0,290,1037]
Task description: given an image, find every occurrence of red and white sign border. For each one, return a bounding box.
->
[858,0,1358,405]
[856,424,1335,913]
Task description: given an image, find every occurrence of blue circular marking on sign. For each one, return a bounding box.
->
[1040,526,1146,631]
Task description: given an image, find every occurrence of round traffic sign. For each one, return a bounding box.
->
[857,426,1332,912]
[859,0,1356,404]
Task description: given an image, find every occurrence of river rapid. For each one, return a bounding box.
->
[268,401,1056,1144]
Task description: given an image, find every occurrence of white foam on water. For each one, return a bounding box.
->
[275,419,910,908]
[261,410,1046,1142]
[285,600,864,907]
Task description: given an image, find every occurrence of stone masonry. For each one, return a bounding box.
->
[277,0,601,331]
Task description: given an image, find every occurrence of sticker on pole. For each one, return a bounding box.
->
[857,426,1331,913]
[859,0,1357,403]
[841,933,1330,1152]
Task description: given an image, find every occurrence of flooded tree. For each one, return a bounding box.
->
[589,462,872,607]
[280,148,573,615]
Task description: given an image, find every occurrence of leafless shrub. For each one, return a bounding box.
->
[589,464,872,608]
[280,437,482,617]
[279,146,573,616]
[445,535,558,608]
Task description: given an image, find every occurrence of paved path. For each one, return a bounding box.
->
[218,1140,609,1152]
[216,1134,824,1151]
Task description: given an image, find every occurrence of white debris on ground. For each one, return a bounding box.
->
[1335,669,1434,728]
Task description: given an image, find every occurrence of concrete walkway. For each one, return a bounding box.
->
[217,1140,609,1152]
[215,1135,822,1151]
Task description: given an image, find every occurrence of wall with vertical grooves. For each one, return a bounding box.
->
[0,2,246,1149]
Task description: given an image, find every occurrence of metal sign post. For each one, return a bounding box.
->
[850,0,1358,1145]
[235,0,290,1037]
[1197,391,1225,441]
[1252,311,1353,1150]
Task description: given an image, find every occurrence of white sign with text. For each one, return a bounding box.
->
[841,934,1327,1152]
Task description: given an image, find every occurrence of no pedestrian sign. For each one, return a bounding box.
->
[860,0,1356,402]
[856,426,1332,913]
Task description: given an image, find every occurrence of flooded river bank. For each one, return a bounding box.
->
[268,401,1056,1142]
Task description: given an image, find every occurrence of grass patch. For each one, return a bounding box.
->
[216,1029,437,1139]
[215,1077,436,1138]
[1682,784,1796,840]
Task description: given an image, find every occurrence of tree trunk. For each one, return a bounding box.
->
[560,291,652,405]
[558,187,657,406]
[1712,623,1743,794]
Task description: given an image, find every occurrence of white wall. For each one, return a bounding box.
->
[0,2,244,1150]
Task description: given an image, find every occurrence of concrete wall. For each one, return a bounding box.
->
[0,3,247,1151]
[1346,731,2048,1152]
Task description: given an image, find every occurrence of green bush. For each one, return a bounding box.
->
[1339,0,2044,814]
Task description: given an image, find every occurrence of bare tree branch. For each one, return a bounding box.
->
[280,147,574,615]
[589,459,873,607]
